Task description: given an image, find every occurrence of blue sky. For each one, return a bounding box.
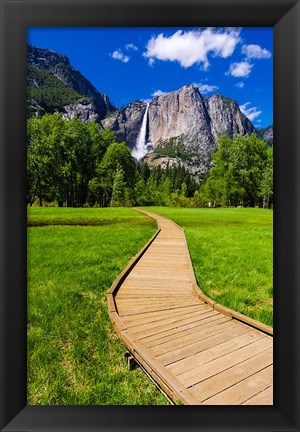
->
[28,27,273,128]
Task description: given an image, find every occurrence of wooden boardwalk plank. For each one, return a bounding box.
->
[176,337,272,388]
[142,316,231,348]
[108,208,273,405]
[149,319,239,355]
[123,304,205,326]
[117,300,200,316]
[242,384,273,405]
[167,330,264,376]
[129,310,220,338]
[155,323,251,366]
[190,349,273,402]
[203,366,273,405]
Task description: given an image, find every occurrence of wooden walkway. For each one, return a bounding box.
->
[107,209,273,405]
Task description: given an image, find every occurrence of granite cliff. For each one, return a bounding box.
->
[103,84,256,175]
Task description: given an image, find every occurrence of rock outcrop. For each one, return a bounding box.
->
[143,152,182,170]
[102,101,147,145]
[205,93,255,141]
[27,45,115,120]
[61,98,102,124]
[258,125,273,146]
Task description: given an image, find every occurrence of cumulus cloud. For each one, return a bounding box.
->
[125,43,138,51]
[143,28,241,68]
[242,44,271,59]
[227,61,253,77]
[240,102,262,121]
[195,83,218,94]
[111,49,130,63]
[235,81,245,88]
[151,89,167,97]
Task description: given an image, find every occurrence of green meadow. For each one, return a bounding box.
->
[27,206,272,405]
[27,207,167,405]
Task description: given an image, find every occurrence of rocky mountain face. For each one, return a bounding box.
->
[102,101,146,146]
[148,85,213,150]
[103,84,257,175]
[61,98,102,124]
[27,45,115,121]
[258,125,273,146]
[205,93,255,141]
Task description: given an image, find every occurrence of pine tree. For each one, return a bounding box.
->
[111,165,126,206]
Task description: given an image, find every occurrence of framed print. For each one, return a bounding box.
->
[0,0,299,431]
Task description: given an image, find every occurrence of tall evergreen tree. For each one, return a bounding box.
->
[111,165,126,206]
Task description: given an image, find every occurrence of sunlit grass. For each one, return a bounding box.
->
[142,207,273,326]
[27,207,168,405]
[27,205,273,405]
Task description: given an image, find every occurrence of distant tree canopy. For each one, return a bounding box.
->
[201,134,273,208]
[27,114,273,208]
[27,114,114,207]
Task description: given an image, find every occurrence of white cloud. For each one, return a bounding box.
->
[125,43,138,51]
[143,28,241,69]
[240,102,262,121]
[242,44,271,59]
[235,81,244,88]
[111,49,130,63]
[151,89,167,97]
[195,83,218,94]
[227,61,253,77]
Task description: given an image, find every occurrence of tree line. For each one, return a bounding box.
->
[27,113,273,208]
[202,134,273,208]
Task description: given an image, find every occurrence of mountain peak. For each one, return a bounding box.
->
[27,44,115,120]
[27,44,70,70]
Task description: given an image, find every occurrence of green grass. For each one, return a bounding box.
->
[142,207,273,326]
[27,205,273,404]
[28,206,153,227]
[27,207,168,405]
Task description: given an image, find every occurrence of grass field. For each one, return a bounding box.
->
[27,205,272,405]
[27,207,168,405]
[143,207,273,326]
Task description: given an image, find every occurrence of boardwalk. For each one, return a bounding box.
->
[107,209,273,405]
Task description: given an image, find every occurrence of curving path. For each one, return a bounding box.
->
[107,209,273,405]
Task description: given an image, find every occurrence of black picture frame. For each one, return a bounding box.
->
[1,0,299,431]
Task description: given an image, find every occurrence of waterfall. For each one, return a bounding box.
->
[132,104,150,160]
